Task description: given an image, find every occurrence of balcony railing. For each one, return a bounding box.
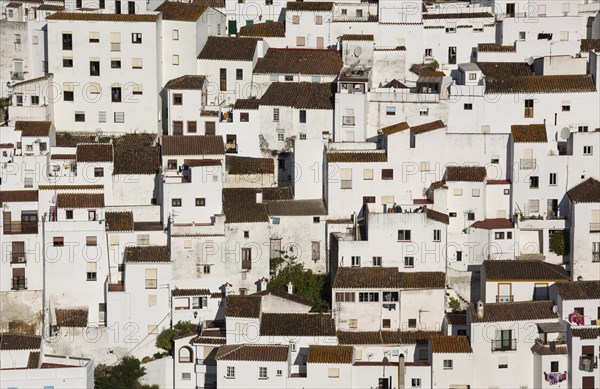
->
[10,252,26,264]
[520,159,536,170]
[491,339,517,352]
[590,223,600,232]
[496,295,514,303]
[11,277,27,290]
[4,222,38,235]
[579,355,597,372]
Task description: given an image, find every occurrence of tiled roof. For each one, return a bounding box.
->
[239,22,285,37]
[411,120,445,135]
[333,267,400,289]
[286,1,333,11]
[0,333,41,350]
[571,327,600,339]
[39,185,103,190]
[381,122,409,136]
[76,144,113,162]
[252,288,313,306]
[483,260,569,281]
[337,330,441,345]
[478,43,516,53]
[426,209,449,225]
[6,2,23,7]
[226,155,273,175]
[37,4,64,10]
[260,313,336,336]
[156,0,208,21]
[162,135,224,155]
[200,110,219,117]
[198,36,260,61]
[431,336,472,353]
[0,190,38,205]
[46,12,158,22]
[27,351,40,368]
[113,133,160,175]
[50,154,76,160]
[234,99,260,110]
[556,281,600,300]
[0,143,13,148]
[225,295,261,318]
[15,121,51,137]
[186,159,221,168]
[57,193,104,209]
[223,188,269,223]
[423,12,493,19]
[55,308,88,327]
[254,48,342,75]
[566,178,600,203]
[531,342,568,355]
[55,132,111,147]
[307,345,353,364]
[341,34,374,41]
[262,187,294,201]
[399,272,445,289]
[172,288,211,296]
[382,79,409,89]
[581,39,600,52]
[476,62,533,81]
[105,212,134,232]
[260,82,334,109]
[216,344,289,361]
[511,124,547,143]
[469,300,556,323]
[446,166,486,182]
[445,313,467,325]
[191,336,226,345]
[266,199,327,216]
[164,75,206,90]
[471,218,514,230]
[124,246,170,263]
[328,151,387,163]
[486,75,596,94]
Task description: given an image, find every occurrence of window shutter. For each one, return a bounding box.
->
[89,32,100,40]
[340,168,352,181]
[473,21,483,29]
[110,32,121,42]
[145,268,157,278]
[63,83,74,92]
[86,261,97,272]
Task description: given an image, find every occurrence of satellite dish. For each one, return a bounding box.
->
[559,127,570,141]
[552,305,558,314]
[354,46,362,57]
[526,57,534,66]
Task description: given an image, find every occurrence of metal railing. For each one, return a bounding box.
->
[11,277,27,290]
[491,338,517,352]
[590,223,600,232]
[10,252,26,264]
[520,159,536,170]
[496,295,514,303]
[3,222,38,235]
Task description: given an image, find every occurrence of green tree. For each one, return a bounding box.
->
[268,262,330,312]
[155,321,198,353]
[95,356,147,389]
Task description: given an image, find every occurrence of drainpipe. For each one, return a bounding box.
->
[398,354,405,389]
[41,212,47,336]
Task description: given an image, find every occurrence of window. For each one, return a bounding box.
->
[53,237,64,247]
[277,133,285,142]
[292,15,300,24]
[472,188,480,197]
[296,36,305,46]
[464,103,473,110]
[243,231,250,238]
[456,251,462,262]
[495,232,505,240]
[62,33,72,50]
[340,168,352,189]
[382,319,391,328]
[172,29,179,40]
[529,176,539,189]
[549,173,557,186]
[335,292,355,303]
[561,105,571,112]
[235,68,243,80]
[467,212,475,221]
[30,95,40,106]
[145,268,157,289]
[351,256,361,267]
[90,61,100,76]
[578,126,589,132]
[88,210,97,221]
[273,108,280,122]
[359,292,379,302]
[63,58,73,68]
[299,110,307,123]
[179,347,192,363]
[195,198,205,207]
[237,112,250,123]
[94,167,104,177]
[132,58,143,69]
[328,368,339,378]
[408,319,417,328]
[404,256,414,268]
[419,108,429,116]
[186,121,197,133]
[259,367,267,379]
[225,366,235,379]
[473,21,484,32]
[132,33,142,43]
[433,229,441,241]
[382,169,393,180]
[276,370,282,377]
[524,99,534,118]
[373,256,382,266]
[519,31,526,40]
[398,230,411,241]
[348,319,357,329]
[242,248,252,270]
[550,361,559,373]
[172,55,179,65]
[148,325,158,334]
[75,112,86,122]
[64,210,74,220]
[363,169,374,180]
[449,212,457,217]
[453,188,463,196]
[111,59,122,69]
[443,359,453,369]
[425,48,432,57]
[181,373,191,380]
[172,198,182,207]
[412,378,421,388]
[86,236,97,246]
[173,94,183,105]
[315,15,323,24]
[386,106,396,116]
[86,262,97,281]
[445,22,456,33]
[341,9,347,15]
[111,87,122,103]
[584,146,593,155]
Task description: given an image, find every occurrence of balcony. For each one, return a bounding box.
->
[225,143,238,154]
[520,159,536,170]
[496,295,514,303]
[590,223,600,232]
[579,355,597,372]
[10,252,26,264]
[11,277,27,290]
[3,222,38,235]
[491,339,517,352]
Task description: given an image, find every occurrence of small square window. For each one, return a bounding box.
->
[386,106,396,116]
[449,212,457,217]
[382,319,391,328]
[86,236,97,246]
[277,133,285,142]
[313,216,320,223]
[172,198,182,207]
[464,103,473,110]
[443,359,453,369]
[284,75,293,82]
[53,237,64,247]
[75,112,85,122]
[94,167,104,177]
[66,210,74,220]
[408,318,417,328]
[240,112,249,122]
[299,133,307,140]
[236,69,243,80]
[243,231,249,238]
[173,94,183,105]
[504,189,510,195]
[132,33,142,43]
[562,105,570,112]
[195,198,205,207]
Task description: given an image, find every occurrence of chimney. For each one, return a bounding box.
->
[256,192,263,203]
[477,300,484,319]
[224,282,232,295]
[260,277,268,291]
[398,354,405,389]
[287,281,293,294]
[549,341,556,353]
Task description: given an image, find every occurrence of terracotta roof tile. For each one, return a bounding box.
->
[260,313,336,336]
[471,218,514,230]
[223,188,269,223]
[162,135,224,156]
[0,333,41,350]
[486,74,596,94]
[216,344,289,361]
[581,39,600,52]
[567,178,600,203]
[76,143,113,163]
[191,336,226,345]
[164,75,206,90]
[252,288,313,306]
[399,272,445,289]
[381,122,409,136]
[55,132,111,147]
[198,36,260,61]
[15,121,51,137]
[382,79,409,89]
[0,190,38,205]
[262,187,294,201]
[478,43,516,53]
[307,345,353,364]
[113,133,160,175]
[476,62,533,81]
[226,155,273,175]
[38,185,103,190]
[239,21,285,37]
[260,82,334,109]
[328,151,387,163]
[225,295,261,318]
[531,342,568,355]
[333,267,400,289]
[511,124,547,143]
[469,300,556,323]
[337,330,441,345]
[286,1,333,11]
[266,199,327,216]
[423,12,493,19]
[431,336,472,353]
[50,154,76,160]
[411,120,445,135]
[571,327,600,339]
[37,4,64,10]
[156,0,208,21]
[55,308,88,327]
[27,351,40,368]
[445,313,467,325]
[234,99,260,110]
[46,12,158,22]
[57,193,104,209]
[254,48,342,75]
[556,281,600,300]
[341,34,374,41]
[483,260,569,281]
[6,2,23,7]
[426,209,449,225]
[172,288,211,296]
[105,212,134,232]
[124,246,170,263]
[446,166,486,182]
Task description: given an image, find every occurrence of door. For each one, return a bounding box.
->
[534,283,548,300]
[3,211,11,231]
[506,3,515,17]
[498,283,512,302]
[12,242,25,263]
[547,199,558,217]
[448,46,457,64]
[316,37,324,49]
[219,68,227,91]
[128,1,135,14]
[115,0,121,14]
[228,20,237,35]
[582,376,595,389]
[378,378,389,389]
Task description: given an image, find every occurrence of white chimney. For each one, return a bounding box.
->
[260,277,268,291]
[398,354,405,389]
[256,192,263,203]
[477,300,484,319]
[287,281,293,294]
[224,282,232,295]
